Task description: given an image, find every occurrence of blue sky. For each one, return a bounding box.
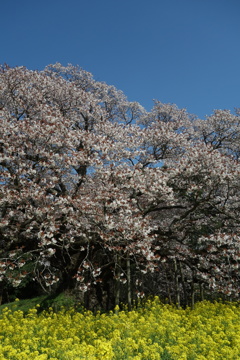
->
[1,0,240,118]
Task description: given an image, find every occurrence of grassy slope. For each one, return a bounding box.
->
[0,292,78,314]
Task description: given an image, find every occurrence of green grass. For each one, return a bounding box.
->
[0,292,78,314]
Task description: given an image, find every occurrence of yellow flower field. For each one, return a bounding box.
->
[0,298,239,359]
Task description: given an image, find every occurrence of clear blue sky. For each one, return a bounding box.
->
[1,0,240,118]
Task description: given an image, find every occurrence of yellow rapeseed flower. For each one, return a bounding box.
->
[0,298,239,359]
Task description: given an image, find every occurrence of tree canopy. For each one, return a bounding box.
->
[0,63,239,308]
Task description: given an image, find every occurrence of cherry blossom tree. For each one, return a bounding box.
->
[0,63,239,308]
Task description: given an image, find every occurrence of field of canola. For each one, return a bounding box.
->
[0,297,239,360]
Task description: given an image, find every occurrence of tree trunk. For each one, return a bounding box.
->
[200,282,204,301]
[126,255,132,311]
[114,255,120,311]
[174,258,180,308]
[191,275,195,310]
[179,261,188,307]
